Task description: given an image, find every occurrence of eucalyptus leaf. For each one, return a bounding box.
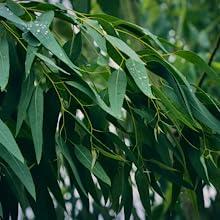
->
[74,145,111,186]
[28,86,44,164]
[108,69,127,117]
[126,58,154,99]
[0,30,9,91]
[0,118,24,163]
[0,144,36,199]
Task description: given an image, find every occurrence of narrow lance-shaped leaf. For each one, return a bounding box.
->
[83,19,107,52]
[106,35,143,63]
[126,58,155,99]
[0,144,36,200]
[0,118,24,162]
[108,69,127,117]
[6,0,25,16]
[28,86,44,164]
[0,30,9,91]
[16,72,35,135]
[27,11,79,72]
[56,134,87,196]
[0,4,26,28]
[74,145,111,186]
[135,170,151,217]
[25,46,38,78]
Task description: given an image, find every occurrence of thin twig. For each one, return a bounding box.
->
[198,34,220,87]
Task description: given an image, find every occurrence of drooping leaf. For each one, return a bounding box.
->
[0,144,36,199]
[0,118,24,162]
[28,86,44,163]
[25,46,38,78]
[63,32,82,62]
[56,134,87,196]
[108,69,127,117]
[74,145,111,186]
[0,30,9,91]
[84,19,107,53]
[126,58,155,98]
[0,4,26,28]
[135,170,151,216]
[16,72,35,135]
[27,11,78,72]
[106,35,143,63]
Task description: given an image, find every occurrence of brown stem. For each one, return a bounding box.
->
[198,34,220,87]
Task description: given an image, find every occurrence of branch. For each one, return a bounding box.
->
[198,34,220,87]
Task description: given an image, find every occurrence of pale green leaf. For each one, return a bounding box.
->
[0,4,26,28]
[27,11,78,72]
[106,35,143,63]
[108,69,127,117]
[126,58,154,98]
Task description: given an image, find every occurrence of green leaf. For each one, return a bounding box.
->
[63,32,82,62]
[56,134,87,196]
[0,118,24,162]
[184,87,220,134]
[0,144,36,199]
[0,30,9,91]
[0,4,26,28]
[84,19,107,53]
[6,0,25,16]
[27,11,78,72]
[36,53,73,76]
[66,81,121,119]
[74,145,111,186]
[28,86,44,163]
[126,58,155,98]
[108,69,127,117]
[16,73,35,135]
[25,46,38,78]
[106,35,143,63]
[135,170,151,216]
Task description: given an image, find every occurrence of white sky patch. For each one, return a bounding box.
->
[203,185,217,208]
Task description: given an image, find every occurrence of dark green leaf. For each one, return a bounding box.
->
[0,30,9,91]
[28,86,44,163]
[74,145,111,186]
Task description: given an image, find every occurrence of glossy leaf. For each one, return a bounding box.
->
[108,69,127,117]
[126,58,154,98]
